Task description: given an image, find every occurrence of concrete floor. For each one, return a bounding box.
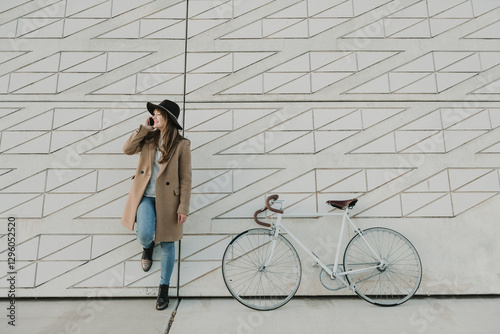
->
[1,296,499,334]
[171,296,500,334]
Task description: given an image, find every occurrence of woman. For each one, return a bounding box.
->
[120,99,191,310]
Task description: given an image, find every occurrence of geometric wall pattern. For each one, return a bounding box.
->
[217,107,406,153]
[2,51,152,94]
[1,107,144,154]
[351,108,500,153]
[0,168,135,218]
[344,0,500,39]
[1,0,500,297]
[0,233,230,289]
[346,52,500,94]
[219,51,401,95]
[0,0,153,39]
[90,52,277,95]
[357,168,500,217]
[220,0,390,39]
[217,168,413,218]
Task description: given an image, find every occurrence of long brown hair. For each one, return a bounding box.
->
[138,111,184,163]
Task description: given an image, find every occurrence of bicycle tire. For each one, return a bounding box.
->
[343,227,422,306]
[222,228,302,311]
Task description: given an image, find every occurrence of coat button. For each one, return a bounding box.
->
[166,182,170,185]
[141,171,144,174]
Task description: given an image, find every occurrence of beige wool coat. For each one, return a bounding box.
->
[120,124,192,242]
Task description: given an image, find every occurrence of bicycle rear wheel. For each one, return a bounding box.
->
[222,228,301,311]
[343,227,422,306]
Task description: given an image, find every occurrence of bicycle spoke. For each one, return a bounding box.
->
[344,228,422,306]
[222,229,301,310]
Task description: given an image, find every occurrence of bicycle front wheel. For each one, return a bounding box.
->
[343,227,422,306]
[222,228,301,311]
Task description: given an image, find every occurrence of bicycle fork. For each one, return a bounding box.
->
[260,223,281,270]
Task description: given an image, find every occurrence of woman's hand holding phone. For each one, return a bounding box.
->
[144,117,155,131]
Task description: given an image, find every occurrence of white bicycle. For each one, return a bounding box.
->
[222,194,422,310]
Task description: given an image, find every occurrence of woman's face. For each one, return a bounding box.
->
[152,109,167,130]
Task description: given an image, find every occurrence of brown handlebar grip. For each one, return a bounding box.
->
[253,207,271,227]
[266,194,284,214]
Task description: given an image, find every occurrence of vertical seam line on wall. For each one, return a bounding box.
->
[182,0,190,134]
[177,0,190,298]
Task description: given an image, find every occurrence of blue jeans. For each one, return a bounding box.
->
[136,195,175,286]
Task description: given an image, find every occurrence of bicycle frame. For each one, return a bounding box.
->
[263,201,383,290]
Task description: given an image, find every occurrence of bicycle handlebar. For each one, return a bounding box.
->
[265,194,284,214]
[253,194,283,227]
[253,207,270,227]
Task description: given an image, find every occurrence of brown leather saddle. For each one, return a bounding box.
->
[326,198,358,210]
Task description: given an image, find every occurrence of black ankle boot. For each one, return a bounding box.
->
[156,284,169,310]
[141,242,155,272]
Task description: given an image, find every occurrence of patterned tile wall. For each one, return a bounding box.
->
[1,0,500,297]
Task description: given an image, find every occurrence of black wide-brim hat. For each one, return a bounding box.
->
[147,99,182,130]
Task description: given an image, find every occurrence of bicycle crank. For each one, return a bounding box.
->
[320,264,346,291]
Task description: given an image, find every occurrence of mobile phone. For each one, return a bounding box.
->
[149,117,154,126]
